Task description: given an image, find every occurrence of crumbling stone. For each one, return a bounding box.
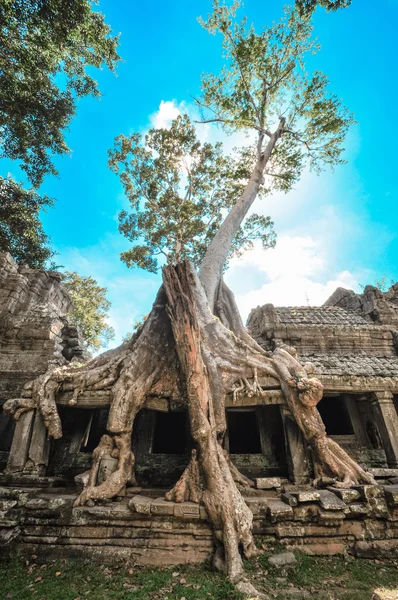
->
[255,477,281,489]
[268,551,297,567]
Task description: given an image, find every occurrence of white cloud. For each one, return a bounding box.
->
[225,236,360,322]
[149,100,185,129]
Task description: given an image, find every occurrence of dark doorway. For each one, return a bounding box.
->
[0,406,16,452]
[317,396,354,435]
[80,408,109,453]
[227,410,262,454]
[152,411,187,454]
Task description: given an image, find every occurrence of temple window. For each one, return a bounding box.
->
[317,395,354,436]
[227,409,262,454]
[151,411,187,454]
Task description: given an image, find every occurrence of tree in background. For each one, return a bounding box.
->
[62,272,115,353]
[5,2,370,595]
[0,1,119,349]
[0,177,55,268]
[0,0,119,187]
[0,0,119,270]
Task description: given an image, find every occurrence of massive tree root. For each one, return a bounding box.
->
[4,260,374,590]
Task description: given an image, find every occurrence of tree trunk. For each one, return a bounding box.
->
[199,125,282,308]
[4,259,375,592]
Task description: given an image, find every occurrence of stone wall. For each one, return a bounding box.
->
[2,482,398,564]
[0,253,88,469]
[0,252,87,402]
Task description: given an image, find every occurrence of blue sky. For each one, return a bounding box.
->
[3,0,398,349]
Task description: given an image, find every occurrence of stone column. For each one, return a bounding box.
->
[26,411,50,475]
[6,409,35,473]
[281,406,311,484]
[371,391,398,468]
[343,394,369,446]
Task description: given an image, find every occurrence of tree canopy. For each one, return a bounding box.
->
[109,114,276,273]
[296,0,352,18]
[0,0,120,188]
[62,271,115,352]
[0,176,55,268]
[197,2,353,177]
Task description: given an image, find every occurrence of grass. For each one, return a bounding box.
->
[0,547,397,600]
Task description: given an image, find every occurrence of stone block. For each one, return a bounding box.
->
[174,502,200,519]
[244,497,261,515]
[150,498,175,516]
[255,477,281,490]
[318,490,347,511]
[293,504,320,522]
[276,524,306,538]
[26,498,49,510]
[327,487,361,504]
[267,499,294,522]
[269,551,297,567]
[281,493,298,507]
[292,490,320,503]
[318,510,345,526]
[370,468,398,478]
[128,496,153,514]
[384,485,398,507]
[348,503,370,517]
[297,542,345,556]
[353,539,398,559]
[0,499,18,512]
[199,506,208,520]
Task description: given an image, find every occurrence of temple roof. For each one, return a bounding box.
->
[301,353,398,378]
[275,306,369,326]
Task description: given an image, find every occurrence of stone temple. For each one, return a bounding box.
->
[1,251,398,564]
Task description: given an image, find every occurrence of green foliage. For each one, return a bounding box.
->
[62,271,115,352]
[109,114,276,273]
[0,0,120,187]
[0,176,55,268]
[198,2,355,180]
[359,275,397,293]
[296,0,352,18]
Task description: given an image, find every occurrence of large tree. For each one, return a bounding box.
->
[0,0,119,269]
[0,176,55,268]
[0,0,119,188]
[109,114,276,272]
[5,3,373,595]
[62,272,115,353]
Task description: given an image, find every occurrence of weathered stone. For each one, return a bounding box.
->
[276,524,306,538]
[318,509,346,526]
[255,477,281,489]
[151,498,175,516]
[0,525,20,545]
[269,551,297,567]
[370,468,398,478]
[318,490,347,511]
[174,502,200,519]
[297,542,345,556]
[348,503,370,517]
[384,485,398,507]
[292,490,320,503]
[353,539,398,558]
[267,499,294,521]
[327,487,361,504]
[128,496,152,514]
[26,498,49,510]
[281,493,298,507]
